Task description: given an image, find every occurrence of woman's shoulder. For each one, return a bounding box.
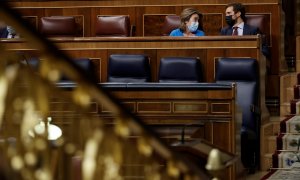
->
[170,28,183,36]
[196,30,205,36]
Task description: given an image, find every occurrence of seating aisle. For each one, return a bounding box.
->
[259,36,300,179]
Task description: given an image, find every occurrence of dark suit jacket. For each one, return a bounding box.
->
[220,24,270,58]
[220,24,258,35]
[0,27,8,38]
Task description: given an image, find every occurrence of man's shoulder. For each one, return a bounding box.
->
[0,28,8,38]
[244,23,259,34]
[220,26,231,35]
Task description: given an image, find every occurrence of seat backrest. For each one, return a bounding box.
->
[95,15,130,37]
[60,58,96,82]
[245,14,266,34]
[215,58,259,130]
[161,15,180,36]
[158,57,202,83]
[40,16,77,37]
[107,54,151,83]
[26,57,95,82]
[215,58,261,169]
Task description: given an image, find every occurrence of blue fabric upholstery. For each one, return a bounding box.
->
[60,58,95,82]
[158,57,202,83]
[25,57,39,70]
[107,54,151,83]
[215,57,260,171]
[26,57,95,83]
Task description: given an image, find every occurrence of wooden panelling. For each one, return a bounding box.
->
[8,1,281,77]
[49,102,98,113]
[143,14,167,36]
[74,15,84,37]
[173,102,208,113]
[137,102,171,113]
[297,0,300,36]
[94,84,236,180]
[297,36,300,72]
[102,102,135,113]
[23,16,38,29]
[202,13,223,35]
[0,36,269,131]
[212,121,231,150]
[211,102,231,114]
[102,84,235,129]
[9,0,280,7]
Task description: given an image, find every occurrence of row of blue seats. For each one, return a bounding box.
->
[24,54,261,171]
[25,54,203,83]
[108,54,202,83]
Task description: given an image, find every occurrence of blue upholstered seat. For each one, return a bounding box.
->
[158,57,202,83]
[25,57,95,83]
[215,57,260,172]
[107,54,151,83]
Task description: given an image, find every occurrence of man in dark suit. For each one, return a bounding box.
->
[221,2,258,36]
[221,22,259,36]
[0,26,9,38]
[0,25,18,38]
[221,2,270,58]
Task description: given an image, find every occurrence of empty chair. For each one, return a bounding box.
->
[161,15,180,36]
[246,14,270,58]
[60,58,96,83]
[245,14,267,35]
[25,57,39,70]
[107,54,151,83]
[95,15,131,37]
[215,57,260,172]
[40,16,78,37]
[25,57,96,83]
[158,57,202,83]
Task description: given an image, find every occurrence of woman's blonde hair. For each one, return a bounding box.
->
[179,7,203,32]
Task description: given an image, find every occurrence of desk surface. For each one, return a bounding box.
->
[1,35,261,50]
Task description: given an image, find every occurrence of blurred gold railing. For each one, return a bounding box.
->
[0,3,216,180]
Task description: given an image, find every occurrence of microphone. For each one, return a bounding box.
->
[181,125,186,144]
[180,123,204,145]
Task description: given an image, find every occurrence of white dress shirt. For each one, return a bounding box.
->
[232,22,244,36]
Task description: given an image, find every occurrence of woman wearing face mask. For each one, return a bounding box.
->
[170,8,205,37]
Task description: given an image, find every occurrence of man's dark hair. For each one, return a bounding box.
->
[226,2,246,22]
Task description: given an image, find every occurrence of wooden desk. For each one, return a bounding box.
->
[52,82,237,179]
[9,0,281,76]
[0,36,269,124]
[1,35,263,82]
[99,83,236,150]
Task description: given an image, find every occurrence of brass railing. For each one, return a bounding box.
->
[0,3,216,180]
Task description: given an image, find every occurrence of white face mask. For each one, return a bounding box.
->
[7,26,16,35]
[187,21,199,32]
